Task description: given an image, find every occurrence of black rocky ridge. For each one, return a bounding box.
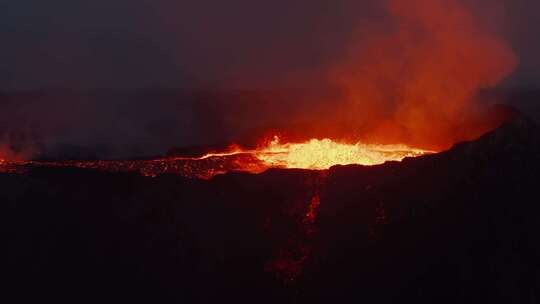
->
[4,115,540,303]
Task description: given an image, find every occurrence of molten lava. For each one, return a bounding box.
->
[194,136,432,170]
[0,136,432,179]
[252,136,430,169]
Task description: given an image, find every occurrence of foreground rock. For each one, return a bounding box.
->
[4,117,540,303]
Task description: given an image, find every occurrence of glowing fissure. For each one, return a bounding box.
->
[265,173,326,283]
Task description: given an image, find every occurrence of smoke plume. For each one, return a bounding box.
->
[331,0,518,148]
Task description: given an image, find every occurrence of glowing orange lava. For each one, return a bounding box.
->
[194,136,433,170]
[0,137,433,179]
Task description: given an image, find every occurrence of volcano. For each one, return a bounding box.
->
[4,110,540,303]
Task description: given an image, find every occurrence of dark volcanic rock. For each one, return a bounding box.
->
[4,117,540,303]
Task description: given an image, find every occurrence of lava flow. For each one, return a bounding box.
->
[0,136,433,179]
[245,136,430,169]
[176,135,433,173]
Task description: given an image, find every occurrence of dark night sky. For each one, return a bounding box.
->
[1,0,539,90]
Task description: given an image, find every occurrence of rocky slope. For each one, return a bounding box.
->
[4,116,540,303]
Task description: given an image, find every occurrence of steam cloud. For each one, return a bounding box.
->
[331,0,518,148]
